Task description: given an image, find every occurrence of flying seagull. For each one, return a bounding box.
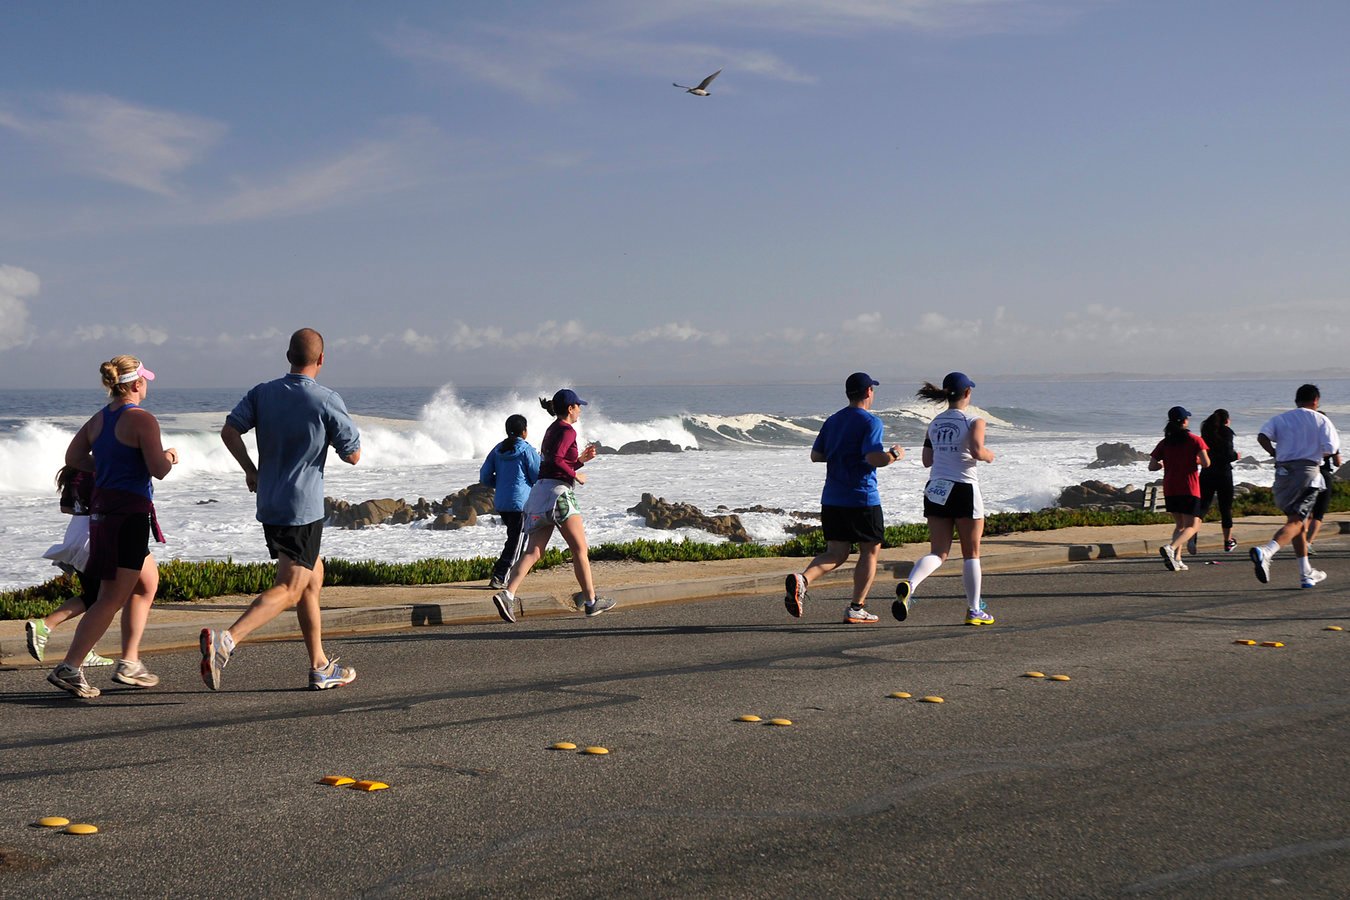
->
[674,69,722,96]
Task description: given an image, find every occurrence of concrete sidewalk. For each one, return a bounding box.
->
[4,514,1345,668]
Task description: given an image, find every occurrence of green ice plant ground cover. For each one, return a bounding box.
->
[3,484,1344,620]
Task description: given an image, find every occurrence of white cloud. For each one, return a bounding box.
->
[72,323,169,346]
[612,0,1090,35]
[0,264,39,350]
[842,311,882,335]
[0,93,224,196]
[208,122,442,223]
[400,329,440,354]
[383,22,815,104]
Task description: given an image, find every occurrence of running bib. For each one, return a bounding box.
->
[925,479,955,505]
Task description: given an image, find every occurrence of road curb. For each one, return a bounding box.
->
[4,525,1343,668]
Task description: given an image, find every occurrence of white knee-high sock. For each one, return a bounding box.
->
[907,554,944,592]
[963,558,983,612]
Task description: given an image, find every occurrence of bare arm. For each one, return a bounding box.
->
[810,449,827,463]
[1257,433,1276,458]
[341,448,361,465]
[865,445,905,467]
[969,419,995,463]
[65,416,97,472]
[1197,447,1211,469]
[126,409,177,479]
[220,423,258,493]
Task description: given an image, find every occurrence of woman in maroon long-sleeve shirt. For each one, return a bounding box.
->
[491,388,616,622]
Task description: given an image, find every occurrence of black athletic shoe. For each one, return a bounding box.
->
[892,580,912,622]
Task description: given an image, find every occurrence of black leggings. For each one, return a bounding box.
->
[492,511,527,582]
[1198,468,1234,530]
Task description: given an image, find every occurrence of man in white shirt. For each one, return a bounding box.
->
[1250,384,1340,588]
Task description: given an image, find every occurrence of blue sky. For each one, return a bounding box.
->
[2,0,1347,389]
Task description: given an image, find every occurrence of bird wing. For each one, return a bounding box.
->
[697,69,722,90]
[673,82,691,89]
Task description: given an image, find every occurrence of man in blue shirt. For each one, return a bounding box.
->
[784,372,904,623]
[203,328,362,691]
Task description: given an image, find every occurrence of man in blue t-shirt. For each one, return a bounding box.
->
[784,372,905,623]
[202,328,362,692]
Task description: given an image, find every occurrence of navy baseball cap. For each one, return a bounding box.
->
[942,372,975,393]
[845,372,879,395]
[1168,405,1191,421]
[552,388,588,408]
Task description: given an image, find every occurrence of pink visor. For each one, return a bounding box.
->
[117,363,156,384]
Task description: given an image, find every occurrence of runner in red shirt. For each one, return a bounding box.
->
[1149,406,1210,571]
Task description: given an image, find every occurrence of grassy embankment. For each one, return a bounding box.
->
[3,483,1345,620]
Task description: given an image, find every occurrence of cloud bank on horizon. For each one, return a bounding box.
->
[1,0,1346,388]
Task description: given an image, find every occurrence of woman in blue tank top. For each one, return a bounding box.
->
[46,356,179,699]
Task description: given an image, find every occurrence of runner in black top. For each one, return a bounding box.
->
[1196,409,1239,553]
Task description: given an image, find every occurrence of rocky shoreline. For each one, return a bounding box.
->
[320,442,1342,538]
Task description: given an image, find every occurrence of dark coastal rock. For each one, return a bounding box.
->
[1085,442,1152,468]
[627,493,751,542]
[1235,455,1264,468]
[616,439,683,455]
[722,504,786,514]
[326,497,409,529]
[593,444,621,455]
[326,483,496,529]
[1056,480,1152,511]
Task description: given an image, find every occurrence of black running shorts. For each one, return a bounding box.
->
[820,504,885,546]
[1164,494,1203,516]
[112,514,151,571]
[924,482,978,519]
[263,520,324,570]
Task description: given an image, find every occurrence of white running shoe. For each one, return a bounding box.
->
[965,609,996,626]
[200,628,232,691]
[1301,569,1327,589]
[492,590,521,623]
[1159,545,1179,572]
[112,659,160,688]
[48,664,99,699]
[1250,546,1271,584]
[843,604,878,624]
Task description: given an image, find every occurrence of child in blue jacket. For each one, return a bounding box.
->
[479,414,541,588]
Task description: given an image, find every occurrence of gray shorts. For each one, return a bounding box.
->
[1272,461,1324,520]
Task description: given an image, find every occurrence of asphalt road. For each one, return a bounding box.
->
[2,545,1347,898]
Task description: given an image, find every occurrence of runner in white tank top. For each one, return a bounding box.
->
[893,373,997,626]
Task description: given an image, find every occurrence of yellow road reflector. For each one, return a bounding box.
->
[319,775,355,786]
[550,742,578,750]
[766,718,793,726]
[919,696,944,703]
[349,780,389,791]
[1023,672,1046,678]
[35,816,70,828]
[1049,675,1071,682]
[581,746,610,755]
[735,715,762,722]
[1233,640,1257,645]
[887,692,912,699]
[1260,641,1284,648]
[64,824,98,835]
[1325,626,1343,632]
